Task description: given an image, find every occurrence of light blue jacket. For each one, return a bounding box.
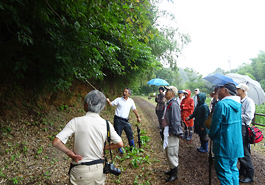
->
[209,97,244,158]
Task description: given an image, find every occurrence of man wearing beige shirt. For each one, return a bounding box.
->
[53,90,123,185]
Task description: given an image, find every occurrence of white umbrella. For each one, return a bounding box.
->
[226,73,265,105]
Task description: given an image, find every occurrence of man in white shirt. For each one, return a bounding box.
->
[176,90,184,106]
[53,90,123,185]
[106,88,141,153]
[236,83,255,183]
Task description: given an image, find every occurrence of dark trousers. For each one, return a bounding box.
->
[238,125,254,179]
[114,115,133,142]
[199,134,209,143]
[156,110,163,128]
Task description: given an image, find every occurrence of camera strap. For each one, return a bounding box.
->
[104,120,113,162]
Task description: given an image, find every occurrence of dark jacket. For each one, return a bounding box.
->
[165,98,183,137]
[155,93,166,111]
[189,93,210,135]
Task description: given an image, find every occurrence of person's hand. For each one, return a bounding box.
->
[201,127,205,131]
[72,154,83,163]
[185,117,189,121]
[106,98,110,102]
[67,150,83,163]
[137,116,141,123]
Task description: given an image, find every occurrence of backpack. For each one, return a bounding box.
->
[248,126,264,144]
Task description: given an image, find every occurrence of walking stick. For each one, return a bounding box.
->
[137,124,141,148]
[209,140,212,185]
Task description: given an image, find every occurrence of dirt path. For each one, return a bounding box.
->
[133,97,265,185]
[1,96,264,184]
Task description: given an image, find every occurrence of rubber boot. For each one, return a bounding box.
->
[165,169,172,176]
[129,140,135,151]
[197,140,203,151]
[118,148,123,154]
[187,131,193,141]
[166,167,178,182]
[129,140,135,147]
[198,142,208,153]
[182,131,188,140]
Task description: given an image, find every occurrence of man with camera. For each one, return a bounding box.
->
[52,90,123,185]
[106,88,141,153]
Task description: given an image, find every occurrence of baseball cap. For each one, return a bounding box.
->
[164,86,178,95]
[218,82,237,95]
[183,90,188,94]
[236,83,249,92]
[178,90,184,94]
[194,88,199,91]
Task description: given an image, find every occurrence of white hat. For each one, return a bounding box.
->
[183,90,188,94]
[236,83,249,92]
[164,86,178,96]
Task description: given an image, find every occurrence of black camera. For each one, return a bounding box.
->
[103,162,121,176]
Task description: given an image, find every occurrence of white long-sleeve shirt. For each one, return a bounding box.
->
[241,96,255,126]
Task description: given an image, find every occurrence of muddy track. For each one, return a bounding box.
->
[133,97,265,185]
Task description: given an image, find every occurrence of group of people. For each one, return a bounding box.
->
[51,82,255,184]
[52,88,140,184]
[155,83,255,184]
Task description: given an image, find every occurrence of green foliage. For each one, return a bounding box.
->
[183,68,213,94]
[211,68,226,75]
[58,104,68,111]
[229,51,265,90]
[0,0,188,93]
[255,104,265,125]
[0,126,12,133]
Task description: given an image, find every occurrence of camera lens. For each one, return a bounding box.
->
[112,167,121,176]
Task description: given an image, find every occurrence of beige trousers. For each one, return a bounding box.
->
[69,163,106,185]
[166,136,180,169]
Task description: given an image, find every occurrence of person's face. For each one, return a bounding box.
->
[213,93,218,99]
[217,87,226,100]
[159,89,163,94]
[123,89,130,98]
[197,96,200,102]
[194,90,198,95]
[237,88,244,98]
[165,89,174,100]
[178,93,183,98]
[184,93,188,98]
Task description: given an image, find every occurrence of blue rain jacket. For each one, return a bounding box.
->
[209,97,244,158]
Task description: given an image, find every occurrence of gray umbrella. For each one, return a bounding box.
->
[226,73,265,105]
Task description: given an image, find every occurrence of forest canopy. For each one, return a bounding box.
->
[0,0,190,92]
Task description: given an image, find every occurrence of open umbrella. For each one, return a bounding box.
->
[147,78,169,86]
[226,73,265,105]
[203,73,238,85]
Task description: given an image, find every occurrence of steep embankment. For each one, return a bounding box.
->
[0,96,264,184]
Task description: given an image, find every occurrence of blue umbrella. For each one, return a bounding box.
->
[147,78,169,86]
[203,73,238,85]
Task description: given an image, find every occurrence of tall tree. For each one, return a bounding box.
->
[0,0,189,92]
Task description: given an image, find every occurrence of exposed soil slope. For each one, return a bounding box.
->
[0,97,264,185]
